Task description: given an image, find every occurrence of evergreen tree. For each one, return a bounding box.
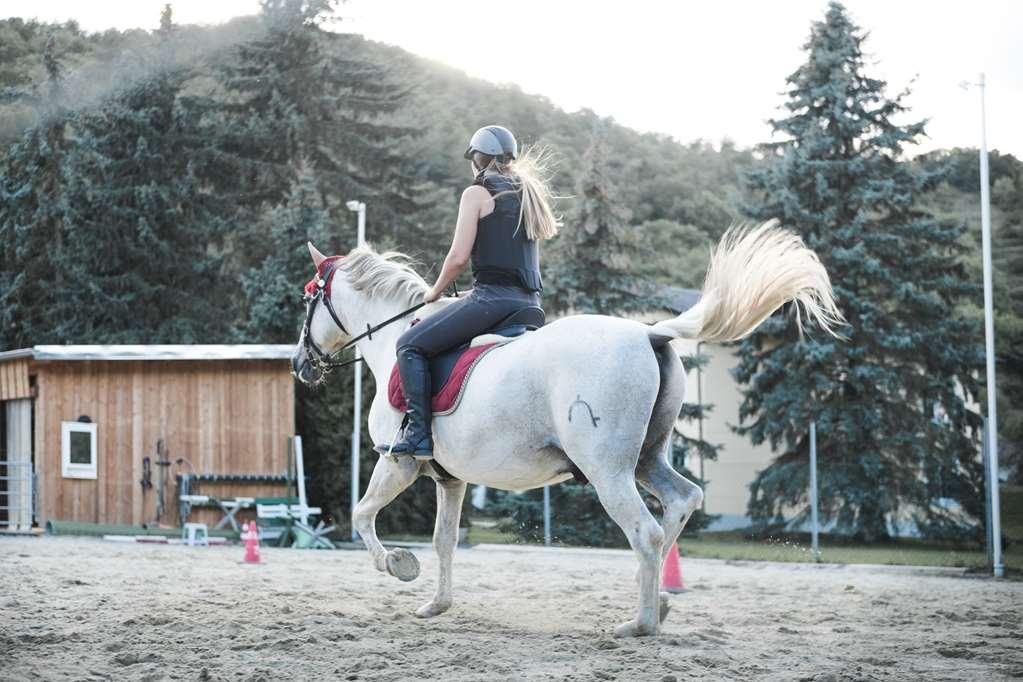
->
[203,0,426,267]
[236,165,331,342]
[670,350,720,532]
[53,7,224,343]
[0,33,74,347]
[736,2,983,541]
[991,167,1023,481]
[545,123,644,315]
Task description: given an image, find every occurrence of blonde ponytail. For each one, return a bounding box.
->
[488,144,562,241]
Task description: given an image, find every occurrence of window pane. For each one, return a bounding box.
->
[69,431,92,464]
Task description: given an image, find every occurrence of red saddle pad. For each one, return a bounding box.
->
[388,343,498,414]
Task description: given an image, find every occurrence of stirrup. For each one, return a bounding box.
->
[373,420,406,456]
[390,432,434,460]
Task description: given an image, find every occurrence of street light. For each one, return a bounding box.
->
[346,200,366,541]
[961,73,1003,578]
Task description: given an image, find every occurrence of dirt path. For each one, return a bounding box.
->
[1,536,1020,681]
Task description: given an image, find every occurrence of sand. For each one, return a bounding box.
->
[1,536,1020,681]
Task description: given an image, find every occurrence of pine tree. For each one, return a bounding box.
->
[203,0,426,263]
[0,32,74,347]
[991,165,1023,481]
[736,2,984,541]
[545,122,644,315]
[670,351,720,532]
[236,164,331,342]
[53,7,224,343]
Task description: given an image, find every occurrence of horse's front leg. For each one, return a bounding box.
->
[352,454,422,581]
[415,478,467,618]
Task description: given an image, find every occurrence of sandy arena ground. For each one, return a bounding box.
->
[1,536,1021,681]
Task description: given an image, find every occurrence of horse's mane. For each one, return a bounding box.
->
[339,245,429,307]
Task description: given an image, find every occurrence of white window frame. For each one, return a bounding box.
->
[61,421,98,479]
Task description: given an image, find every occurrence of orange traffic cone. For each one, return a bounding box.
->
[661,542,686,593]
[243,521,261,564]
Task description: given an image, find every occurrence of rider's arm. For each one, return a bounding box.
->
[425,186,488,301]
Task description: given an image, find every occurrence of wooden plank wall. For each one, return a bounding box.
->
[34,360,295,526]
[0,358,32,400]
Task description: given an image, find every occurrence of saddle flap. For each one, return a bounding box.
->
[387,343,500,415]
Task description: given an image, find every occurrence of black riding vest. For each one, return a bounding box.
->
[470,171,543,293]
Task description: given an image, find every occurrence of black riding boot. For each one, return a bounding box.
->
[385,346,434,460]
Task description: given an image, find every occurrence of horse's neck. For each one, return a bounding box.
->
[342,295,402,380]
[346,294,457,383]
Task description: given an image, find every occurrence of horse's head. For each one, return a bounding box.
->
[292,242,352,386]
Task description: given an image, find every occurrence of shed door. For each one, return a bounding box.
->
[1,398,34,531]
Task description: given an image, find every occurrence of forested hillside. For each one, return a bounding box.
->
[1,1,1019,536]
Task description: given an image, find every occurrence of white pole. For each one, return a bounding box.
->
[977,74,1003,578]
[294,435,309,526]
[543,485,551,546]
[809,421,820,562]
[696,342,706,512]
[350,201,366,541]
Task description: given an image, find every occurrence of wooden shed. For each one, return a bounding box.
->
[0,345,296,530]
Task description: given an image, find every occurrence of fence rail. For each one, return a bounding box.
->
[0,460,35,530]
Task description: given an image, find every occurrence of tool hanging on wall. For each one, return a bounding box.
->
[140,457,153,492]
[154,439,171,525]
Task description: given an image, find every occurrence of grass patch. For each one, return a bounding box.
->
[376,486,1023,573]
[1001,485,1023,544]
[677,532,1006,569]
[467,524,521,545]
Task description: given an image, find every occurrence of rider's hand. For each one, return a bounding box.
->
[424,287,442,303]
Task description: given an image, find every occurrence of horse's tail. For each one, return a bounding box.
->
[648,220,845,344]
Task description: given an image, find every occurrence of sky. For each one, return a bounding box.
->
[5,0,1021,157]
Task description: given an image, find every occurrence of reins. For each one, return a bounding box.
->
[307,293,428,371]
[301,259,459,374]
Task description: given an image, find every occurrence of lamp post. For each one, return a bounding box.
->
[346,200,366,542]
[960,73,1003,578]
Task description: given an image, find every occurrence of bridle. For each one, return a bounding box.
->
[299,256,429,376]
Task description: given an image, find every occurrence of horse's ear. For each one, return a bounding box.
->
[307,242,326,269]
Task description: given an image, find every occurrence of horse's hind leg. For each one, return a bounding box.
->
[636,445,703,568]
[587,469,665,637]
[636,443,703,624]
[415,478,467,618]
[352,455,422,581]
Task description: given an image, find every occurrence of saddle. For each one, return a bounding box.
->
[388,305,545,415]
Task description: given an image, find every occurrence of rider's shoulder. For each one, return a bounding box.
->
[460,184,491,204]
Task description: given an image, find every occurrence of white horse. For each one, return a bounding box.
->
[291,220,842,637]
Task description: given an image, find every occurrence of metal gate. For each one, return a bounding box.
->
[0,459,34,531]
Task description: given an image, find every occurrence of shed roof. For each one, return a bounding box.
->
[0,345,294,362]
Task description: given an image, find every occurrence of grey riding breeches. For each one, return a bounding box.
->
[396,283,540,358]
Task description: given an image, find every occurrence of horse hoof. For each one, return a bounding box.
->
[659,592,672,624]
[414,599,451,618]
[385,548,420,582]
[613,619,658,638]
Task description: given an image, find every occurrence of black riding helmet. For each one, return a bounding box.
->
[463,125,518,162]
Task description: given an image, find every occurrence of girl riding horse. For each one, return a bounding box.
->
[382,125,560,460]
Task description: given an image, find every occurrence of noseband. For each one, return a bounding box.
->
[300,257,429,377]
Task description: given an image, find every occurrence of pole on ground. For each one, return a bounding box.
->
[809,420,821,562]
[976,74,1003,578]
[696,341,706,513]
[348,201,367,541]
[294,435,309,527]
[543,485,551,546]
[983,418,994,568]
